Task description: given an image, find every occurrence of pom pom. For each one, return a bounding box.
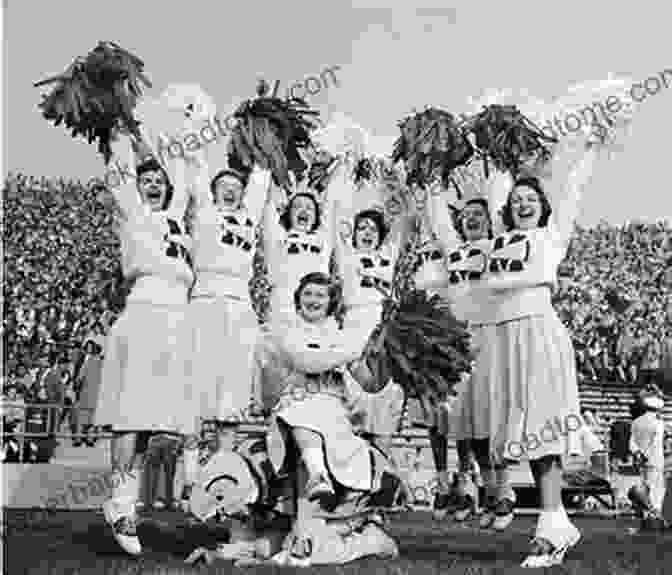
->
[135,84,216,166]
[464,103,556,178]
[312,112,371,160]
[227,79,320,190]
[34,41,151,162]
[553,75,639,154]
[306,153,338,193]
[392,108,474,191]
[359,289,474,399]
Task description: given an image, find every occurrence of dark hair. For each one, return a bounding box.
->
[293,272,340,317]
[136,158,173,211]
[457,198,494,242]
[279,193,321,233]
[353,209,389,249]
[210,168,250,201]
[501,177,552,231]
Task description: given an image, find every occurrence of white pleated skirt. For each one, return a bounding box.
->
[459,312,581,462]
[269,392,372,492]
[94,301,199,435]
[189,296,260,422]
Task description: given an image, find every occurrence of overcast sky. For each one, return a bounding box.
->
[5,0,671,225]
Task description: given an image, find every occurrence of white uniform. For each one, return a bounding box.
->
[468,145,596,463]
[190,166,271,421]
[334,174,407,437]
[630,411,666,512]
[266,314,373,491]
[94,156,197,435]
[263,178,337,328]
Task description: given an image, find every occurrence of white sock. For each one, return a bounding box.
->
[301,447,327,479]
[108,469,140,520]
[536,506,571,539]
[495,467,515,502]
[480,468,495,499]
[182,448,200,487]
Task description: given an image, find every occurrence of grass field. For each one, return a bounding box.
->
[3,509,671,575]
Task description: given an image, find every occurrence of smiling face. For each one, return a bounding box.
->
[510,185,543,230]
[298,281,330,323]
[289,195,318,233]
[354,216,381,253]
[137,169,170,212]
[213,174,245,210]
[460,202,490,241]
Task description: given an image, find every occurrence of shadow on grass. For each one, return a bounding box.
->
[4,509,672,575]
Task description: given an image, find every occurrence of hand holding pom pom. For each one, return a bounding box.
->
[35,42,151,163]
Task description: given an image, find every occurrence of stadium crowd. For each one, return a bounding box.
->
[1,174,671,462]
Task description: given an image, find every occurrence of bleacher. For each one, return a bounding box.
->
[578,381,672,446]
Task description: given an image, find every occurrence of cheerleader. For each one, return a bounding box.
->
[469,136,597,567]
[333,167,409,442]
[189,156,271,419]
[94,131,197,555]
[263,169,338,328]
[423,185,497,522]
[264,271,401,566]
[253,165,339,402]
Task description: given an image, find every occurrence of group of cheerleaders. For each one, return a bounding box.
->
[92,98,602,568]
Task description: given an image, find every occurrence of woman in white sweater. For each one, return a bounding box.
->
[264,271,401,566]
[94,131,197,556]
[189,159,271,420]
[332,167,411,442]
[470,137,597,567]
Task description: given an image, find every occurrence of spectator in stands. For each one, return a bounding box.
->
[58,369,77,436]
[74,340,104,447]
[662,310,672,390]
[1,385,25,462]
[639,340,662,388]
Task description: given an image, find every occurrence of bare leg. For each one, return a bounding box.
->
[164,447,178,508]
[144,456,160,509]
[104,431,143,555]
[530,455,563,510]
[429,427,452,519]
[292,428,333,499]
[523,455,580,568]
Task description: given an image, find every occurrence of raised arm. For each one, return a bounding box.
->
[189,154,213,213]
[426,182,461,256]
[333,203,360,308]
[321,160,350,253]
[245,166,273,225]
[484,169,512,236]
[262,181,287,279]
[548,141,596,245]
[107,134,143,219]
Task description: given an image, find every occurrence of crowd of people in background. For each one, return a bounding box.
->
[554,221,672,385]
[1,173,671,462]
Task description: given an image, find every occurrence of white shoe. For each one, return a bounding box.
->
[361,523,399,559]
[305,474,335,501]
[491,497,515,531]
[521,523,581,568]
[102,499,142,556]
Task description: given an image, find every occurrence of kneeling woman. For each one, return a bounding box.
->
[265,271,402,566]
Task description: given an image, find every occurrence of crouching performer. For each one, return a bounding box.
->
[185,271,405,567]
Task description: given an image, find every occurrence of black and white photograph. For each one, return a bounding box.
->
[2,1,671,573]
